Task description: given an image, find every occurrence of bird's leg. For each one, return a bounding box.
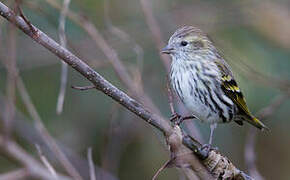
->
[208,123,217,145]
[170,113,196,125]
[199,123,218,156]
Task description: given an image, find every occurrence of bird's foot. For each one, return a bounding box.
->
[170,113,183,125]
[170,113,196,125]
[169,112,181,123]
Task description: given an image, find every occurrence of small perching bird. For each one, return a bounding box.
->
[162,26,268,145]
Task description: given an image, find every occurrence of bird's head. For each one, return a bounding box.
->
[162,26,215,61]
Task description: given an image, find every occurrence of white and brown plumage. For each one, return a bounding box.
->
[162,26,268,144]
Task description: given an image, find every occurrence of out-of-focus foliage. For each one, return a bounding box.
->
[0,0,289,179]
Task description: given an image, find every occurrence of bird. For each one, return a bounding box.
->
[161,26,268,146]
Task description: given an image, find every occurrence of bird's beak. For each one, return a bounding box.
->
[161,45,174,54]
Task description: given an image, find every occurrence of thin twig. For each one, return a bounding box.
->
[71,85,96,91]
[16,4,37,36]
[152,159,171,180]
[87,148,96,180]
[56,0,71,115]
[35,144,58,177]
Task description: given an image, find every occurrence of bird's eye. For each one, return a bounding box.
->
[180,41,188,46]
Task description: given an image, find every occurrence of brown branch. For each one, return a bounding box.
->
[0,2,253,179]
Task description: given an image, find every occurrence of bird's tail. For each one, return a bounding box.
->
[245,116,269,131]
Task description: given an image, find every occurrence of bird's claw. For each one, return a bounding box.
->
[201,143,218,151]
[170,113,183,125]
[170,113,197,125]
[198,144,218,157]
[170,113,181,122]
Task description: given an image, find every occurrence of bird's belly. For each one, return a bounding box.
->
[182,92,221,124]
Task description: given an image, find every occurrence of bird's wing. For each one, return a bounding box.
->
[214,59,269,130]
[214,60,251,117]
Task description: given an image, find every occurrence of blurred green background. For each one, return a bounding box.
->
[0,0,290,179]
